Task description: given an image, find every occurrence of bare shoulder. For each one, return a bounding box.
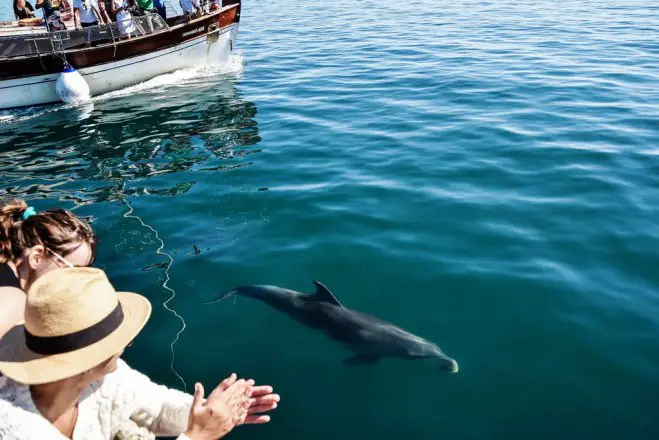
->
[0,286,26,304]
[0,287,26,337]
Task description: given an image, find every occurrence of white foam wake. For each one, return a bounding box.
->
[0,52,245,124]
[93,52,245,102]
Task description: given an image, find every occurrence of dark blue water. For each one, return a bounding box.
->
[1,0,659,438]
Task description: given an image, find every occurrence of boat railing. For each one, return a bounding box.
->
[0,13,170,60]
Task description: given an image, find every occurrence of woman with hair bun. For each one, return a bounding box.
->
[0,197,98,339]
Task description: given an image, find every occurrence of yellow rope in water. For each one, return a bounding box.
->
[123,201,188,391]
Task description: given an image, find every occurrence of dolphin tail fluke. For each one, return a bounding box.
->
[343,353,382,366]
[203,288,239,305]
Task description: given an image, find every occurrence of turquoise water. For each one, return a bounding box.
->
[2,0,659,438]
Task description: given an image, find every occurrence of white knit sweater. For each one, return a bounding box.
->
[0,359,194,440]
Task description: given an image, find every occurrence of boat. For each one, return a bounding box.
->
[0,0,241,110]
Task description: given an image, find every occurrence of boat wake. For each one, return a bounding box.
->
[93,52,245,103]
[0,52,245,125]
[0,105,58,124]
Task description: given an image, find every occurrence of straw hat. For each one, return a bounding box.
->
[0,267,151,385]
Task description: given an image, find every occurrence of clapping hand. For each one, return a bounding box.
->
[225,374,280,425]
[184,374,280,440]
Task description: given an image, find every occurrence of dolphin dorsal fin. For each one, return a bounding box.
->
[311,280,343,307]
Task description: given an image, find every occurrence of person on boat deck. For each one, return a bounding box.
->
[208,0,219,12]
[179,0,201,19]
[35,0,68,30]
[0,267,280,439]
[132,0,151,14]
[0,198,97,340]
[96,0,114,23]
[73,0,104,28]
[152,0,165,19]
[13,0,35,19]
[112,0,136,36]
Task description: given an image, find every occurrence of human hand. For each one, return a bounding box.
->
[184,376,253,440]
[212,374,280,425]
[242,382,280,424]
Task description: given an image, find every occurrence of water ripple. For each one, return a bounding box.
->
[1,0,659,438]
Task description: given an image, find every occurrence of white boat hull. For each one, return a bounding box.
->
[0,24,237,110]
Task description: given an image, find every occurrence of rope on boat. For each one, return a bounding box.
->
[123,200,188,391]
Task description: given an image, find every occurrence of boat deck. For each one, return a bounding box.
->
[0,4,238,62]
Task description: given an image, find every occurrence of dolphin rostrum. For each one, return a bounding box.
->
[209,280,458,372]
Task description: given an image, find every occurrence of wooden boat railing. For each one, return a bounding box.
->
[0,13,171,60]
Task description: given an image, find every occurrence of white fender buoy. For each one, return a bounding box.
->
[55,65,90,104]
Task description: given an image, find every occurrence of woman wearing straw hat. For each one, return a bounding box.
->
[0,198,98,339]
[0,267,280,439]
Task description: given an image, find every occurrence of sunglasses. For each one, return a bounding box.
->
[46,247,89,268]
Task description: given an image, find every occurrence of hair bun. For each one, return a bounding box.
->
[0,198,29,263]
[0,198,29,221]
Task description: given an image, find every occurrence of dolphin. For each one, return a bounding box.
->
[208,280,458,372]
